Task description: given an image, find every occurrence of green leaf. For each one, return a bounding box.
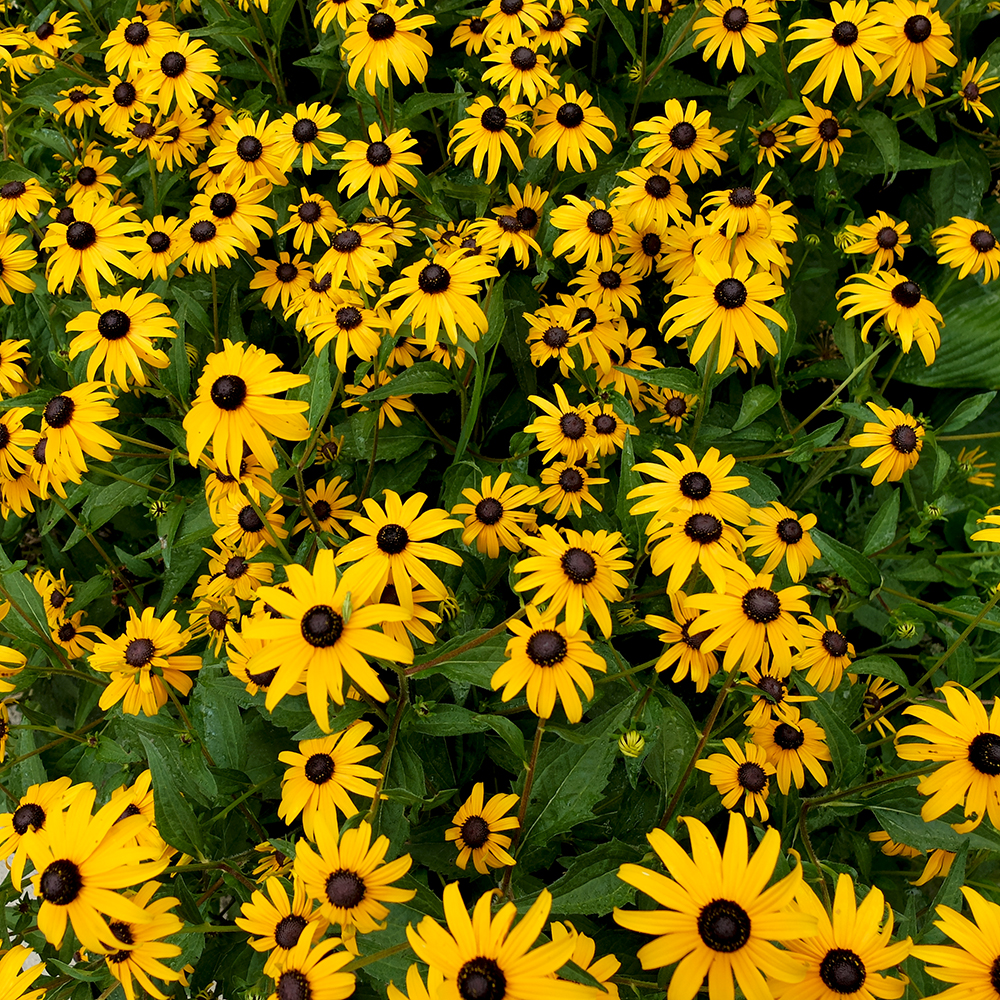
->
[799,682,866,787]
[0,548,51,645]
[930,135,991,226]
[939,391,997,433]
[617,430,643,553]
[410,632,507,687]
[734,385,780,431]
[289,347,331,429]
[399,91,463,121]
[139,733,206,859]
[407,704,525,759]
[848,655,910,689]
[358,361,453,403]
[728,74,758,109]
[190,673,248,772]
[644,695,699,793]
[544,840,639,917]
[858,110,900,181]
[920,845,968,941]
[615,366,700,395]
[862,491,900,555]
[811,529,881,597]
[595,0,637,57]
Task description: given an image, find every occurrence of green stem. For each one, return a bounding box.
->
[644,0,703,86]
[405,608,526,676]
[211,269,221,354]
[501,714,546,899]
[238,483,293,563]
[344,942,411,972]
[366,671,408,825]
[687,341,718,446]
[359,417,380,502]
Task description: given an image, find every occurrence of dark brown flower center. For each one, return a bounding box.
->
[299,201,322,223]
[98,308,131,340]
[469,17,487,32]
[818,117,840,141]
[670,121,697,150]
[714,278,747,309]
[367,11,396,37]
[587,209,614,235]
[498,215,521,233]
[293,118,318,143]
[971,229,997,253]
[460,815,490,848]
[35,21,55,39]
[500,0,522,13]
[526,628,568,665]
[147,230,170,252]
[685,513,723,543]
[722,5,749,30]
[697,900,751,952]
[890,424,918,454]
[574,306,597,331]
[737,761,767,792]
[12,802,44,836]
[210,192,238,219]
[556,102,584,128]
[76,166,98,187]
[65,221,97,250]
[211,374,248,410]
[561,547,596,584]
[237,505,265,533]
[542,325,568,348]
[275,262,298,283]
[969,732,1000,775]
[475,497,503,524]
[377,523,409,554]
[366,141,392,166]
[821,630,849,656]
[277,970,311,1000]
[190,220,216,242]
[44,395,74,429]
[644,174,672,199]
[274,914,308,949]
[124,21,150,44]
[40,860,83,905]
[0,180,25,198]
[516,206,538,229]
[559,412,587,440]
[558,467,585,493]
[756,675,783,702]
[305,752,335,784]
[124,637,155,667]
[312,499,332,522]
[729,186,755,208]
[207,609,228,632]
[325,869,366,907]
[225,556,248,579]
[598,269,622,290]
[594,414,617,435]
[666,396,687,417]
[510,45,537,70]
[681,619,712,650]
[891,280,921,307]
[236,135,264,162]
[819,950,867,994]
[481,106,508,132]
[544,10,565,29]
[679,470,711,500]
[742,587,781,624]
[458,959,507,1000]
[903,13,931,41]
[757,129,776,148]
[831,20,858,44]
[776,518,803,543]
[773,722,805,750]
[332,229,362,253]
[160,51,187,77]
[419,263,451,292]
[301,605,344,648]
[876,226,899,249]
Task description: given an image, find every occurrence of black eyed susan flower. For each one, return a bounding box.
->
[65,145,121,203]
[855,675,900,737]
[196,97,232,143]
[843,211,911,271]
[335,123,420,201]
[342,1,435,95]
[187,594,240,655]
[363,197,416,261]
[151,108,209,171]
[957,57,1000,121]
[646,592,721,692]
[529,84,616,172]
[278,723,381,838]
[342,370,416,428]
[646,511,750,594]
[54,85,98,128]
[837,270,942,363]
[0,178,54,228]
[634,99,733,181]
[253,841,295,883]
[445,782,519,873]
[145,31,220,113]
[116,116,166,158]
[0,406,39,481]
[482,0,548,43]
[696,738,775,821]
[315,222,393,296]
[688,569,809,675]
[41,382,120,483]
[749,120,792,166]
[192,179,277,251]
[534,4,589,52]
[276,102,344,174]
[236,877,329,975]
[482,39,559,104]
[740,659,815,727]
[472,210,541,269]
[772,874,910,1000]
[798,614,855,691]
[611,166,690,231]
[96,76,154,138]
[550,195,622,268]
[585,401,636,457]
[293,478,358,539]
[744,502,821,582]
[315,0,369,30]
[101,15,177,75]
[449,94,533,184]
[198,542,275,602]
[513,525,631,638]
[103,880,184,1000]
[295,819,414,942]
[453,473,539,557]
[752,717,831,793]
[524,384,592,463]
[183,338,310,476]
[629,444,751,531]
[692,0,779,72]
[787,0,892,101]
[26,789,168,952]
[40,198,142,299]
[569,262,642,317]
[614,812,816,993]
[33,568,73,626]
[208,111,286,187]
[90,606,202,717]
[307,295,387,370]
[932,216,1000,281]
[133,215,184,280]
[227,622,303,696]
[790,97,851,169]
[495,604,607,721]
[242,550,412,725]
[913,887,1000,1000]
[407,883,589,1000]
[251,252,312,312]
[266,934,356,1000]
[701,171,775,240]
[210,492,288,554]
[0,340,31,399]
[873,0,956,104]
[0,233,36,308]
[848,404,924,485]
[66,288,177,390]
[525,304,583,372]
[648,387,698,432]
[335,490,462,608]
[895,683,1000,832]
[451,16,491,54]
[380,248,498,348]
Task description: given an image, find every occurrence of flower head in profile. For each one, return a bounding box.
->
[957,57,1000,121]
[614,812,816,997]
[445,783,519,873]
[790,98,851,170]
[849,404,924,485]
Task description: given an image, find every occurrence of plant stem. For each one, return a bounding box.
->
[211,269,221,353]
[367,671,408,824]
[501,715,546,899]
[359,417,380,501]
[405,607,526,675]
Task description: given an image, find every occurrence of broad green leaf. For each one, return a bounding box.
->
[734,385,780,431]
[728,74,758,109]
[799,681,866,787]
[139,734,206,859]
[289,347,330,429]
[930,135,991,225]
[358,361,453,403]
[0,547,51,645]
[862,491,900,555]
[615,366,700,395]
[920,845,968,941]
[858,110,900,181]
[939,391,997,433]
[811,528,881,597]
[410,632,507,687]
[848,655,909,689]
[596,0,637,57]
[190,673,248,772]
